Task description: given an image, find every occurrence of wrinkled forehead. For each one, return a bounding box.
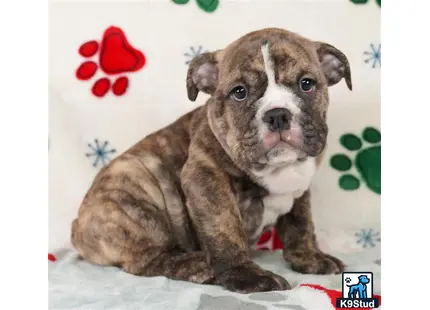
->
[219,30,322,85]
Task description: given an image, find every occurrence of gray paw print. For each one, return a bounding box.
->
[197,295,266,310]
[273,305,306,310]
[198,292,307,310]
[249,292,287,302]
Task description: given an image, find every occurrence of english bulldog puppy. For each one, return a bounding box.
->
[71,27,352,293]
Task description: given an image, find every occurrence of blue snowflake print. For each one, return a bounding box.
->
[85,139,116,167]
[364,43,381,68]
[355,228,381,248]
[184,45,207,65]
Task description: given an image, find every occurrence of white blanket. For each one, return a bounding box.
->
[49,249,381,310]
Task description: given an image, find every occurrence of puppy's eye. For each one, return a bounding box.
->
[230,86,248,102]
[300,78,316,93]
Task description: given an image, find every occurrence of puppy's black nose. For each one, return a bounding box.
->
[262,108,292,132]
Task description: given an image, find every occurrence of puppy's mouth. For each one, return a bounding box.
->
[258,130,307,164]
[263,127,302,151]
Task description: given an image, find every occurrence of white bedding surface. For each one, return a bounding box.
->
[49,249,381,310]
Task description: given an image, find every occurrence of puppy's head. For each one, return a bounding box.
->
[187,28,352,171]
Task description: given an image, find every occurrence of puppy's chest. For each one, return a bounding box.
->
[242,158,316,239]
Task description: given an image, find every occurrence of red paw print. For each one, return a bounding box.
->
[76,26,146,98]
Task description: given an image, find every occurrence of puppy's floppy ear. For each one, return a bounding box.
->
[313,42,352,90]
[186,50,222,101]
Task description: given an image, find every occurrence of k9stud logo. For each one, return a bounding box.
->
[336,272,380,308]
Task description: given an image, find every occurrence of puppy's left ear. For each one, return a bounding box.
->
[314,42,352,90]
[186,50,223,101]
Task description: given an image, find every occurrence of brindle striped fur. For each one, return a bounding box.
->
[71,28,351,293]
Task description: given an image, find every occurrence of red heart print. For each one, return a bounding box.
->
[99,26,146,75]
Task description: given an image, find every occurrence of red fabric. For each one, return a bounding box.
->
[272,227,283,249]
[256,227,284,251]
[300,284,382,310]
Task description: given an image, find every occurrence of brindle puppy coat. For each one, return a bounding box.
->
[71,28,352,293]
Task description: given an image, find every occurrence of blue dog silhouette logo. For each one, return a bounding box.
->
[346,275,370,298]
[336,272,379,308]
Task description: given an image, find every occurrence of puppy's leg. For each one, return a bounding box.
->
[276,190,345,274]
[182,158,290,293]
[205,261,290,293]
[71,201,213,284]
[143,250,212,283]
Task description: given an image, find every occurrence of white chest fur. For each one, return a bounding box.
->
[251,157,316,238]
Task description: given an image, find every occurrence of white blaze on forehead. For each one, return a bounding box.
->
[261,43,276,88]
[259,43,301,116]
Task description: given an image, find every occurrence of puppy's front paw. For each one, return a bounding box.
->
[289,251,345,275]
[210,263,291,293]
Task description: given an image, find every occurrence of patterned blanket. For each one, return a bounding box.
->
[49,249,381,310]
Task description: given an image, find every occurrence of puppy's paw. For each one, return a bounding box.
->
[210,263,291,293]
[289,251,345,275]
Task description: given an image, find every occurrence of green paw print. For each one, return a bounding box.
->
[330,127,381,194]
[172,0,219,13]
[350,0,381,7]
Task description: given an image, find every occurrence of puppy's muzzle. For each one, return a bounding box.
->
[262,108,292,132]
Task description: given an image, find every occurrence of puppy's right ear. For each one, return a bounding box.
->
[186,50,222,101]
